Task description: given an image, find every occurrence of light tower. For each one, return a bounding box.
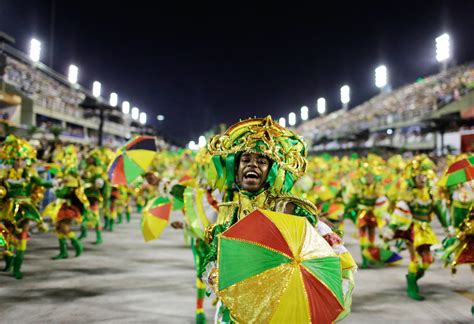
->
[375,65,389,93]
[317,98,326,115]
[340,85,350,111]
[435,33,451,73]
[29,38,41,62]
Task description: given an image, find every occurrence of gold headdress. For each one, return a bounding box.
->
[208,116,307,178]
[207,116,307,192]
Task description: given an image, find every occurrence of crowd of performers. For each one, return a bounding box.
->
[0,135,135,279]
[1,116,473,323]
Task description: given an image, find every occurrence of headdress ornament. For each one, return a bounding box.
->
[207,116,307,192]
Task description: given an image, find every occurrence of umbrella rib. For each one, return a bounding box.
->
[298,265,312,324]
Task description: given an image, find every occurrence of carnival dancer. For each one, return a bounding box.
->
[115,185,132,224]
[389,155,447,300]
[440,182,474,269]
[344,156,401,268]
[437,156,474,314]
[78,150,110,244]
[202,116,357,323]
[143,150,214,324]
[42,146,87,259]
[0,135,52,279]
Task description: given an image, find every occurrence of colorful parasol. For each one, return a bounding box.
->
[141,196,172,242]
[439,156,474,187]
[217,209,344,324]
[108,136,157,185]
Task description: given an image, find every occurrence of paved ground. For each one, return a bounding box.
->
[0,212,472,323]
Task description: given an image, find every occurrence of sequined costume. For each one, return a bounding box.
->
[0,135,52,279]
[343,156,401,269]
[441,183,474,270]
[78,149,111,243]
[203,116,357,323]
[42,145,87,259]
[390,155,446,300]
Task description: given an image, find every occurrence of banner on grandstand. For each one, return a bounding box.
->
[461,132,474,152]
[461,106,474,119]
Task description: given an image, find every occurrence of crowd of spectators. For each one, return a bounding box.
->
[298,64,474,143]
[1,55,140,145]
[4,56,85,118]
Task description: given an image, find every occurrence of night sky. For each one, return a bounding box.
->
[1,1,473,145]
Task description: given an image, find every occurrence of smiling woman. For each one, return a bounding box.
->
[202,116,357,323]
[235,152,270,192]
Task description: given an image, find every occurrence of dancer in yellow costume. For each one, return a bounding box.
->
[390,155,446,300]
[0,135,52,279]
[43,145,87,259]
[203,116,356,323]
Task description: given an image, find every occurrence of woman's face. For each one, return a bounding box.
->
[236,152,270,192]
[144,172,160,186]
[415,174,427,188]
[13,159,25,169]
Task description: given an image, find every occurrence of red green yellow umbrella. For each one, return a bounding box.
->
[108,136,157,185]
[141,196,172,242]
[217,209,344,324]
[439,156,474,187]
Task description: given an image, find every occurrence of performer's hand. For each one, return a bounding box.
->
[170,221,184,229]
[208,267,218,287]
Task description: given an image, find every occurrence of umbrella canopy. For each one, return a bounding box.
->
[141,196,172,242]
[439,156,474,187]
[217,209,344,324]
[108,136,157,185]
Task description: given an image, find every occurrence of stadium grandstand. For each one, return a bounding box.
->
[0,31,159,148]
[297,63,474,155]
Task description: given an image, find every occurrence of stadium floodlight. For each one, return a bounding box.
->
[188,141,197,150]
[300,106,309,121]
[375,65,387,88]
[340,85,350,110]
[68,64,79,84]
[131,107,139,120]
[139,112,147,124]
[288,112,296,126]
[109,92,118,107]
[157,114,165,121]
[198,135,206,148]
[317,97,326,115]
[122,101,130,114]
[340,85,350,104]
[29,38,41,62]
[92,81,101,98]
[279,117,286,127]
[435,33,450,62]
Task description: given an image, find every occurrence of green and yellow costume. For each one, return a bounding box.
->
[0,135,52,279]
[42,145,88,259]
[390,155,446,300]
[203,116,356,323]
